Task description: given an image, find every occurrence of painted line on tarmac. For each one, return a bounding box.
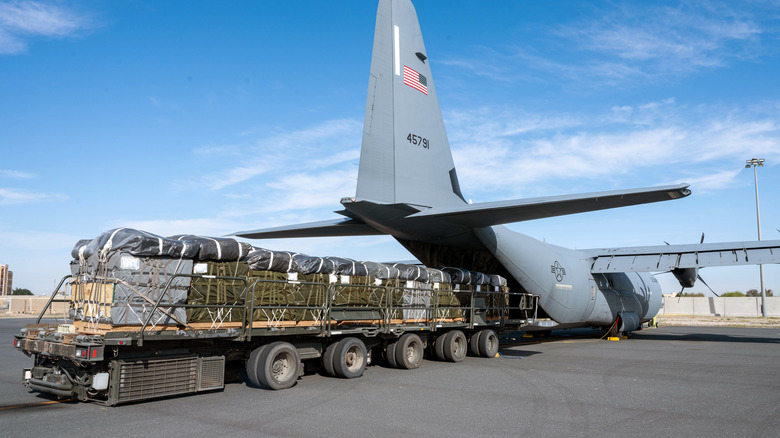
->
[0,399,75,411]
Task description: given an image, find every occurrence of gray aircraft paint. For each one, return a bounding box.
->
[357,0,464,208]
[234,0,780,331]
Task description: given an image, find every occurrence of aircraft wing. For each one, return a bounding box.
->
[406,184,690,227]
[585,240,780,273]
[231,218,386,239]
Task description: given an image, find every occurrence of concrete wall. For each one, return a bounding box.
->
[1,297,66,317]
[660,296,780,317]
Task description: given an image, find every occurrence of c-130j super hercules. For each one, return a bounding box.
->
[234,0,780,334]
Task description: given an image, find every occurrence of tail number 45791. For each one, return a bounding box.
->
[407,133,429,149]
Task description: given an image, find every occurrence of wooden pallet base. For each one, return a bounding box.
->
[72,317,468,335]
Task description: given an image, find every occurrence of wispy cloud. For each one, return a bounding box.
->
[0,187,67,204]
[263,170,357,212]
[0,169,35,179]
[676,169,742,192]
[194,118,361,192]
[447,100,780,198]
[0,1,92,55]
[555,3,761,77]
[444,1,767,87]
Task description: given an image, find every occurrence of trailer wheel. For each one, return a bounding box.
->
[334,337,367,379]
[395,333,423,369]
[477,329,499,358]
[468,332,481,356]
[443,330,467,362]
[433,334,447,361]
[246,344,270,387]
[322,341,339,377]
[258,341,300,390]
[386,340,399,368]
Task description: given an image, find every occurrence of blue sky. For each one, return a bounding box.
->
[1,0,778,296]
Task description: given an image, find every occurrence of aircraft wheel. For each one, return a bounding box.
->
[246,344,270,387]
[322,340,339,377]
[333,337,367,379]
[468,331,481,356]
[477,329,499,358]
[443,330,467,362]
[395,333,423,369]
[385,340,399,368]
[258,341,300,390]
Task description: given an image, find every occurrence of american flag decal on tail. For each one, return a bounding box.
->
[403,65,428,95]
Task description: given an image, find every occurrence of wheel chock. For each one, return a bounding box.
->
[607,336,621,341]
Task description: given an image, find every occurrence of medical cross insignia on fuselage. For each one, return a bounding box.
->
[551,261,566,282]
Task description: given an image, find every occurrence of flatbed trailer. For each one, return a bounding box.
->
[13,273,538,405]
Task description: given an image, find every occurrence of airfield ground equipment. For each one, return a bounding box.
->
[12,229,538,405]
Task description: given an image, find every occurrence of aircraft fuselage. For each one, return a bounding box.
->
[476,226,662,329]
[342,199,663,329]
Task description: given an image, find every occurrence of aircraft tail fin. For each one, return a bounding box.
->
[356,0,466,209]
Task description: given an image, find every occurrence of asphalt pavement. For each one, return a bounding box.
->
[2,318,779,437]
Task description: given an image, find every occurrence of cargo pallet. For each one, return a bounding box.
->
[14,273,538,405]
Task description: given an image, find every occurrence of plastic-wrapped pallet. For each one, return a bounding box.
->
[481,274,510,318]
[246,248,298,272]
[293,254,336,275]
[400,280,432,321]
[70,239,92,260]
[187,261,250,324]
[489,274,508,288]
[169,235,252,262]
[393,263,429,282]
[94,251,191,326]
[248,270,327,323]
[73,228,199,263]
[363,261,400,280]
[440,267,471,285]
[329,258,380,308]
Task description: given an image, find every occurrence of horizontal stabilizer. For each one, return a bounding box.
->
[406,184,690,227]
[231,218,386,239]
[588,240,780,272]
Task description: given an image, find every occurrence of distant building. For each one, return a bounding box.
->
[0,265,12,295]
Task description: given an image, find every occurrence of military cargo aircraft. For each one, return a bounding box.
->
[234,0,780,333]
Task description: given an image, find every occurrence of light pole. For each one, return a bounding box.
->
[745,157,766,317]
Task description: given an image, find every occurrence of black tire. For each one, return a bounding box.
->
[395,333,423,369]
[333,337,367,379]
[468,332,481,356]
[443,330,467,362]
[257,341,300,390]
[477,329,499,358]
[434,334,447,361]
[322,341,339,377]
[386,340,399,368]
[246,344,269,387]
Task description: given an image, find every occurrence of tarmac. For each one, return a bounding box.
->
[1,317,779,437]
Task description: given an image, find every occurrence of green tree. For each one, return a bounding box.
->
[721,291,745,297]
[12,288,33,296]
[680,292,705,297]
[746,289,773,297]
